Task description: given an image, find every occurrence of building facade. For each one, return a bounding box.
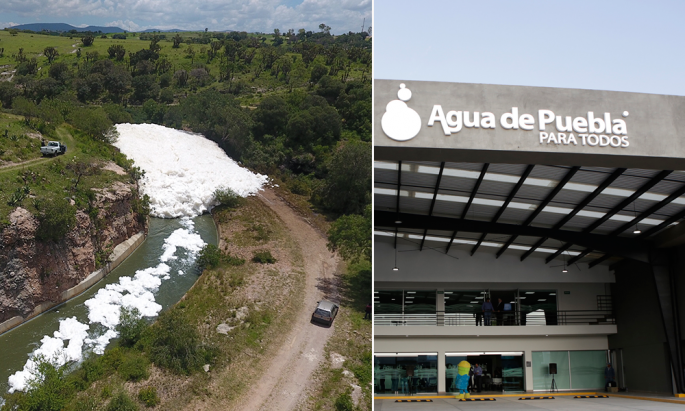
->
[373,80,685,395]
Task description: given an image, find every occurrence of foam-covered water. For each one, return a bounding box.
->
[7,219,206,392]
[113,123,268,218]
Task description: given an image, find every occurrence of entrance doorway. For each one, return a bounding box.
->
[446,352,524,393]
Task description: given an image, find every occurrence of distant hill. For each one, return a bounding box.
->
[8,23,125,33]
[141,28,188,33]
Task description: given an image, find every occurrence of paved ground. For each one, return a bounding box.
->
[375,394,685,410]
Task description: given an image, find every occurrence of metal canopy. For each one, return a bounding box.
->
[375,160,685,267]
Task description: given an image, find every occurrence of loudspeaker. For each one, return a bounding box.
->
[549,363,557,375]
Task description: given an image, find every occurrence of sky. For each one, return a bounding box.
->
[374,0,685,96]
[0,0,370,34]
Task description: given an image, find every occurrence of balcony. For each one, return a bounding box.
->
[374,310,618,338]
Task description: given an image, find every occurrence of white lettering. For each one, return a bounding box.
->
[464,111,480,128]
[548,132,558,144]
[604,113,611,133]
[599,135,610,147]
[579,134,588,145]
[445,110,463,133]
[519,113,535,130]
[587,134,599,146]
[539,132,548,144]
[621,136,629,147]
[501,107,519,129]
[612,119,627,135]
[428,105,451,135]
[558,133,567,145]
[567,133,578,145]
[573,117,588,133]
[588,112,606,133]
[481,112,496,128]
[538,109,555,131]
[609,135,622,147]
[556,116,572,132]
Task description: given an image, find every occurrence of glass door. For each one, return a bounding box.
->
[501,354,524,391]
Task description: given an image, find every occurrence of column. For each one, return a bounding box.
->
[524,349,534,392]
[438,350,446,394]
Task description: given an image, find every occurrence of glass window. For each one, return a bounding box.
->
[404,291,436,314]
[374,355,438,394]
[532,351,570,390]
[374,290,403,314]
[570,351,606,389]
[445,355,468,393]
[519,290,557,325]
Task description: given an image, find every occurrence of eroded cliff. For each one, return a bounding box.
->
[0,180,146,325]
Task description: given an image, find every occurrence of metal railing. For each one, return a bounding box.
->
[375,310,616,326]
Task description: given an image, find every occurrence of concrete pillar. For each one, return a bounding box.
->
[438,349,446,394]
[524,349,534,392]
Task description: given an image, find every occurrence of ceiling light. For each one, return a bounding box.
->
[538,299,547,302]
[525,292,535,294]
[518,297,526,300]
[405,301,413,304]
[481,291,487,294]
[395,220,402,224]
[444,297,450,299]
[470,301,479,303]
[633,229,641,234]
[374,291,378,294]
[476,297,484,299]
[444,292,453,294]
[407,291,416,294]
[391,299,395,301]
[406,296,414,299]
[393,267,399,271]
[510,301,516,304]
[549,293,556,296]
[562,268,568,273]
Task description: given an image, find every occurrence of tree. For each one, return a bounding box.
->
[131,74,160,102]
[172,33,183,48]
[252,95,289,139]
[103,65,131,101]
[35,196,77,242]
[319,23,331,34]
[174,69,189,87]
[185,45,196,64]
[327,205,371,262]
[320,140,371,214]
[43,46,59,64]
[82,34,95,46]
[48,62,71,84]
[107,44,126,61]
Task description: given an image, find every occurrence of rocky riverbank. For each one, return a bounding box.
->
[0,180,146,329]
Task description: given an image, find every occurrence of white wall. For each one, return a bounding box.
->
[375,335,609,393]
[375,237,615,284]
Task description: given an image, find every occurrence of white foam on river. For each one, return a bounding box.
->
[5,123,257,392]
[113,123,268,218]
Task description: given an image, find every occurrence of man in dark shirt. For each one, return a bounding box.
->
[495,298,505,326]
[605,363,616,391]
[473,363,483,392]
[482,298,494,326]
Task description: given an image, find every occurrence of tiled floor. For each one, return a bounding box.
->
[375,394,685,410]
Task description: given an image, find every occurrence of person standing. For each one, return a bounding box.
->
[473,363,483,392]
[482,298,494,326]
[495,298,504,326]
[365,303,371,320]
[604,363,616,391]
[475,305,482,326]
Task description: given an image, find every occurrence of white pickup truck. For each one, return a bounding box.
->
[40,141,67,156]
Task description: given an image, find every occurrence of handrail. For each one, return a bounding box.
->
[375,310,615,326]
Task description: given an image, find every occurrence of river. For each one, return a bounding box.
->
[0,215,217,394]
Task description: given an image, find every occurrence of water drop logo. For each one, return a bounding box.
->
[381,83,422,141]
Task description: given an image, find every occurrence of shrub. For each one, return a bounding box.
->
[334,391,354,411]
[213,187,244,208]
[116,306,148,347]
[137,387,160,408]
[117,352,149,382]
[35,196,77,242]
[148,310,206,375]
[197,244,222,269]
[105,391,139,411]
[12,357,74,411]
[252,250,276,264]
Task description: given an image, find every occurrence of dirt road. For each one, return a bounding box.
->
[235,188,340,411]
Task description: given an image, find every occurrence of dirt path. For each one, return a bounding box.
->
[233,188,340,411]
